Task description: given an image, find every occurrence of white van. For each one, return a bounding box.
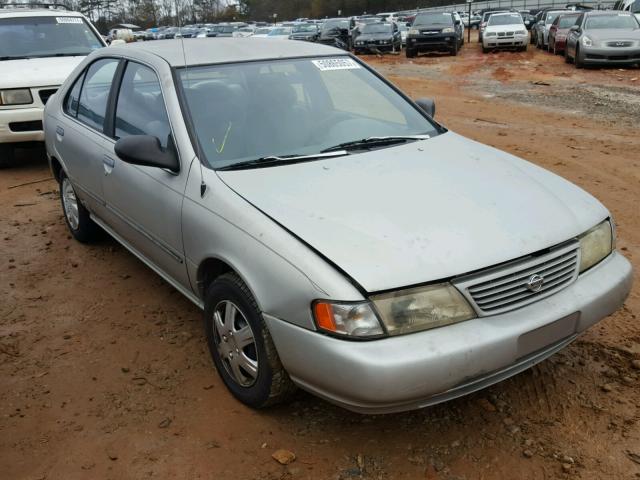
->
[0,5,105,166]
[614,0,640,22]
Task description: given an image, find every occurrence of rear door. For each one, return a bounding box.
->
[100,60,190,288]
[56,58,120,216]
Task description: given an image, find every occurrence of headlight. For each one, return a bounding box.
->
[579,220,614,273]
[409,28,420,35]
[485,31,497,37]
[0,89,33,106]
[442,27,455,33]
[313,301,384,338]
[582,35,593,47]
[371,283,475,336]
[516,30,527,35]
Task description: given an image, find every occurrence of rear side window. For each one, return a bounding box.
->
[114,62,171,149]
[64,71,85,117]
[77,58,118,132]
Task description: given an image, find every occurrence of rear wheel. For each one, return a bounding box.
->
[0,144,15,169]
[204,273,296,408]
[406,47,415,58]
[60,171,100,243]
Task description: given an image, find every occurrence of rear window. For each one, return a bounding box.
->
[0,15,103,60]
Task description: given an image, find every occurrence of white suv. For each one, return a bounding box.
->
[0,5,105,167]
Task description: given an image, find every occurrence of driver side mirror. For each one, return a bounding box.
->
[415,98,436,118]
[115,135,179,172]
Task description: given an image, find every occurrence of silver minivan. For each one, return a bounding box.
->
[44,39,632,413]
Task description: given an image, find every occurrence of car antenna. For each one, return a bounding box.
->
[175,0,207,197]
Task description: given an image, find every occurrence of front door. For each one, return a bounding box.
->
[101,60,190,287]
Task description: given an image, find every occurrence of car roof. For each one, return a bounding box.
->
[0,8,86,18]
[107,38,345,67]
[584,10,634,15]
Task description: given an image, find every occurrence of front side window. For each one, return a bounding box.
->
[77,58,118,132]
[558,15,580,28]
[178,57,439,170]
[114,62,171,149]
[0,16,103,60]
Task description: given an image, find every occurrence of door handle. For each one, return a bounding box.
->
[55,126,64,142]
[103,155,115,175]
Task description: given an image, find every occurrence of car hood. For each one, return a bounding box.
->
[586,28,640,42]
[357,33,393,40]
[0,56,86,89]
[218,132,608,293]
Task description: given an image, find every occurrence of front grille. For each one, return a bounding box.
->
[498,31,515,37]
[9,120,43,132]
[38,88,57,105]
[454,242,580,316]
[607,41,632,47]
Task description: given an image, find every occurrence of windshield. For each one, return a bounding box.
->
[254,28,271,34]
[488,14,523,26]
[545,12,564,24]
[362,23,392,33]
[178,57,439,169]
[557,15,579,28]
[0,16,103,59]
[414,13,453,26]
[293,24,317,33]
[323,19,349,30]
[268,27,292,35]
[586,14,639,29]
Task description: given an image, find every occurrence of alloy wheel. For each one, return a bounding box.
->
[62,178,80,231]
[212,300,259,387]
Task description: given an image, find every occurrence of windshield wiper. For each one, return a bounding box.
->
[321,135,430,153]
[218,150,349,171]
[32,53,90,58]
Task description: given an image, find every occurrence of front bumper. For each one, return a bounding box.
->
[0,106,46,144]
[406,34,455,52]
[483,35,528,49]
[580,46,640,65]
[266,251,632,414]
[354,41,396,51]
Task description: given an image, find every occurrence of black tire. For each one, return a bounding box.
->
[59,171,100,243]
[564,47,572,63]
[482,46,489,54]
[204,272,296,408]
[406,47,415,58]
[450,41,458,56]
[0,144,15,169]
[575,46,583,68]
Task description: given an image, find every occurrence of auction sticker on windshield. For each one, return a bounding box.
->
[312,58,361,71]
[56,17,83,24]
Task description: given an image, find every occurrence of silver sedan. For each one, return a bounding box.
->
[44,39,632,413]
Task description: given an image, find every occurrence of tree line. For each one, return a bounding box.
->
[1,0,456,31]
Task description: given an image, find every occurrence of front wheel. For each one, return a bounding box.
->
[204,273,296,408]
[482,46,489,54]
[60,172,100,243]
[575,46,583,68]
[0,144,15,169]
[450,41,458,56]
[406,47,416,58]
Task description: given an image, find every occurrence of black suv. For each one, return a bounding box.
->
[406,12,463,57]
[353,22,402,54]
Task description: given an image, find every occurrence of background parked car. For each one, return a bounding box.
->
[318,17,355,50]
[406,12,463,58]
[548,12,581,54]
[0,5,105,167]
[266,26,293,39]
[482,12,528,53]
[565,11,640,68]
[353,22,402,54]
[534,9,568,49]
[614,0,640,22]
[289,23,320,42]
[479,10,510,43]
